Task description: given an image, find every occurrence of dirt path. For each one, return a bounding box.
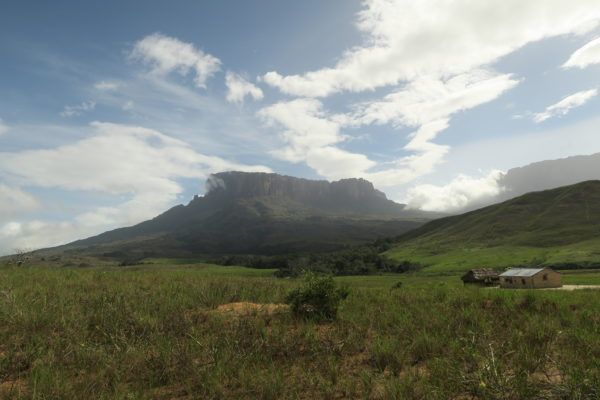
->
[488,285,600,291]
[544,285,600,291]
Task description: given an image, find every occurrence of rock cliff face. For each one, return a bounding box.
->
[201,172,404,215]
[206,172,386,199]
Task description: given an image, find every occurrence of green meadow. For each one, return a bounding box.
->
[1,263,599,399]
[385,237,600,274]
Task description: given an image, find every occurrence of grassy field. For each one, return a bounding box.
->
[386,238,600,273]
[1,264,599,399]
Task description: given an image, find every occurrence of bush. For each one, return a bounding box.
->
[285,272,349,321]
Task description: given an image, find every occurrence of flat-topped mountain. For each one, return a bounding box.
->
[55,172,436,259]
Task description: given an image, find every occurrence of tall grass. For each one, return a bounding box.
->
[1,265,599,399]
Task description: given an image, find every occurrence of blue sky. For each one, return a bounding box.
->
[1,0,600,253]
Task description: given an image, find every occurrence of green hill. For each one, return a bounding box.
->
[387,180,600,272]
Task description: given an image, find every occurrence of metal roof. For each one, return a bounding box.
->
[463,269,499,279]
[499,268,546,277]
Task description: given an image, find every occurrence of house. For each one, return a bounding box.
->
[499,268,562,289]
[461,268,499,285]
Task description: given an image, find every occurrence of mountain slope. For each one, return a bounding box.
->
[461,152,600,212]
[499,153,600,200]
[387,181,600,272]
[55,172,436,258]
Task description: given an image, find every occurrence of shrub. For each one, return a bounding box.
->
[285,272,349,321]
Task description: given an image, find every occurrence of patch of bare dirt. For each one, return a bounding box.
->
[0,378,28,396]
[398,362,430,380]
[151,385,192,400]
[214,302,289,316]
[530,366,563,385]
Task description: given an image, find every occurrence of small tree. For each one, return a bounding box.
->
[12,248,29,266]
[285,271,349,321]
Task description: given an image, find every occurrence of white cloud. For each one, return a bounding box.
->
[0,220,94,255]
[367,120,451,187]
[94,81,120,91]
[257,98,445,187]
[532,89,598,123]
[563,37,600,69]
[259,98,346,162]
[263,0,600,97]
[0,185,39,220]
[259,70,517,188]
[342,71,517,185]
[60,101,96,117]
[404,170,505,212]
[353,70,519,127]
[306,146,377,180]
[131,33,221,89]
[85,69,276,158]
[0,122,271,252]
[258,99,378,181]
[0,119,8,136]
[225,72,263,104]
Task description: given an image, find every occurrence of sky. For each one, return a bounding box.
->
[1,0,600,254]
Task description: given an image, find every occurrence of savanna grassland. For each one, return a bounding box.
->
[1,264,599,400]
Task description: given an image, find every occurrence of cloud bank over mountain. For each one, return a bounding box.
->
[405,153,600,212]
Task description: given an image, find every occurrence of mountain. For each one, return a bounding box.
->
[387,180,600,272]
[463,153,600,211]
[500,152,600,200]
[54,172,436,259]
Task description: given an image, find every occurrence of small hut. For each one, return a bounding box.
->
[461,268,499,286]
[499,268,562,289]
